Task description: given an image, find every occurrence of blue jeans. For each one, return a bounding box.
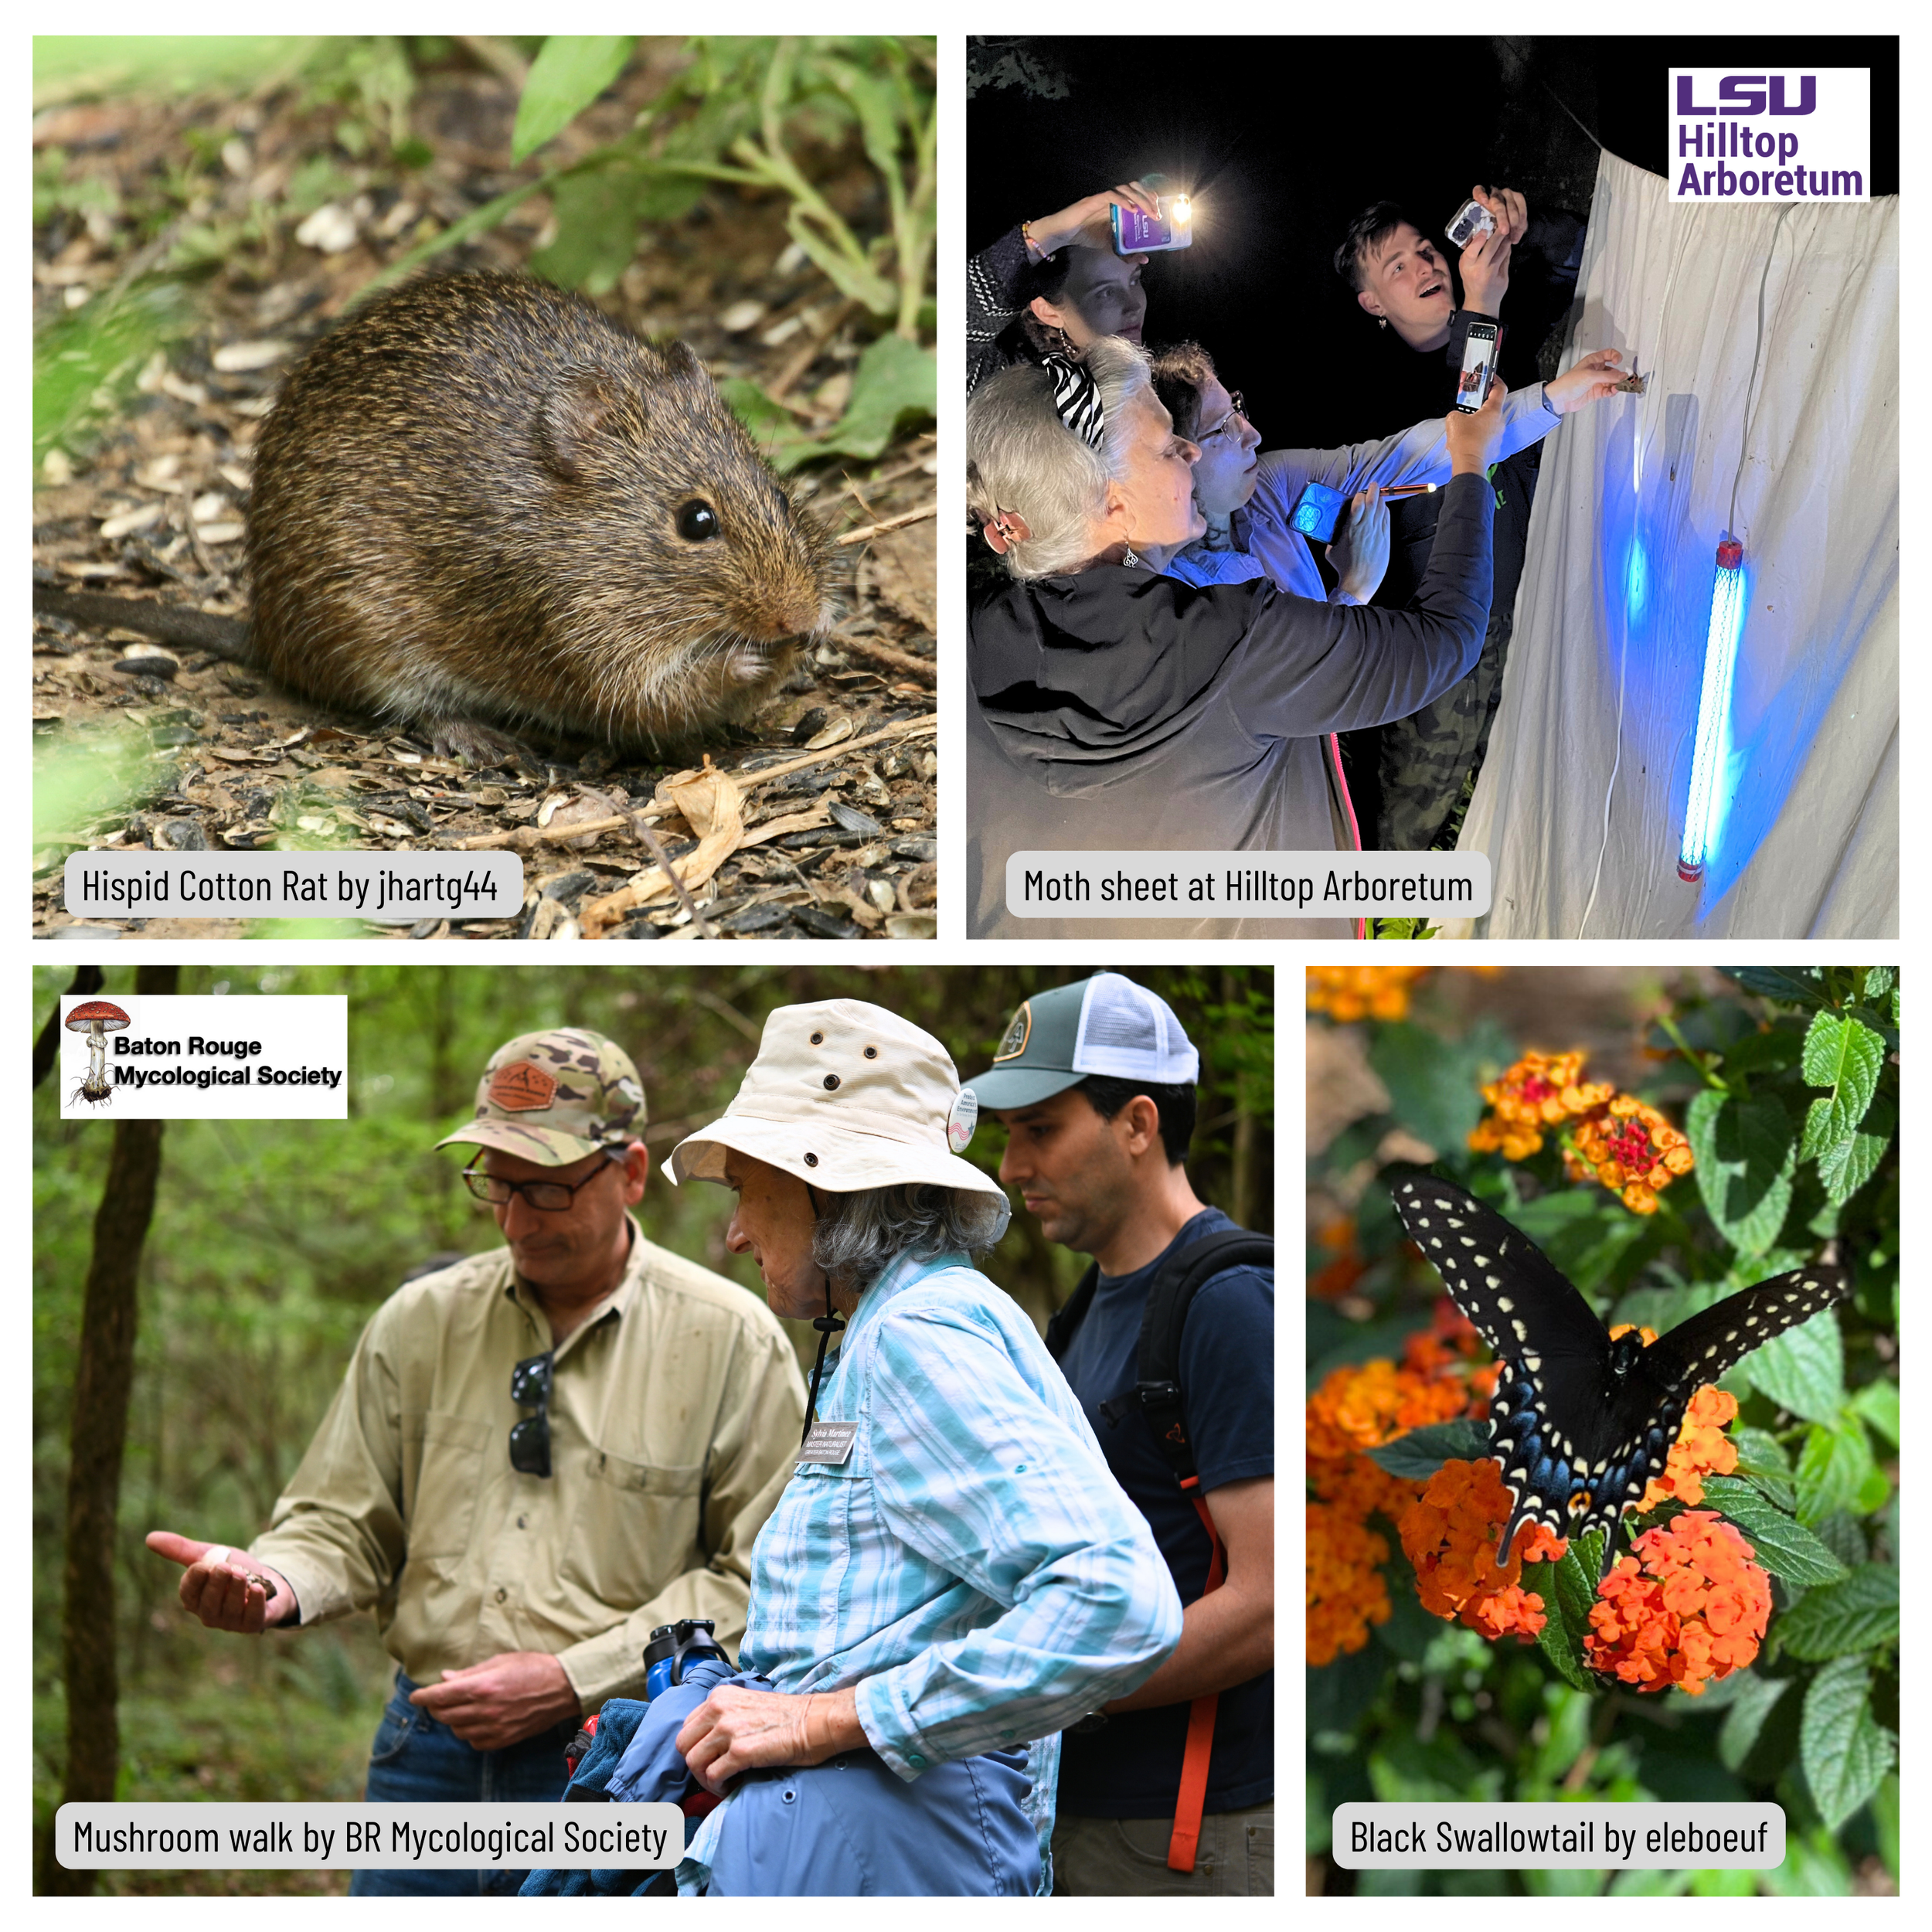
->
[348,1671,580,1896]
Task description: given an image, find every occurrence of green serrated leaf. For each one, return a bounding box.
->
[1845,1379,1898,1454]
[1535,1533,1601,1692]
[1699,1475,1849,1586]
[1860,967,1895,1003]
[1745,1307,1845,1423]
[1777,1564,1898,1659]
[512,36,634,164]
[1792,1415,1874,1525]
[1800,1656,1896,1832]
[1815,1090,1894,1206]
[1799,1010,1883,1147]
[1719,967,1831,1009]
[1719,1027,1804,1077]
[1366,1020,1490,1157]
[1364,1417,1489,1479]
[1686,1089,1794,1258]
[1717,1671,1792,1772]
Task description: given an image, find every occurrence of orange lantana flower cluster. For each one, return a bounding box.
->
[1566,1095,1696,1215]
[1305,1318,1489,1666]
[1468,1051,1614,1161]
[1398,1459,1568,1641]
[1305,967,1430,1023]
[1583,1511,1771,1694]
[1634,1384,1740,1512]
[1468,1050,1695,1215]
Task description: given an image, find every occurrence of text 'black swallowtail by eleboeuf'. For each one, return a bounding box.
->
[1392,1174,1851,1580]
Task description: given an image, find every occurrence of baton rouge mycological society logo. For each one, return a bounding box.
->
[66,998,133,1108]
[489,1060,560,1112]
[1669,70,1870,202]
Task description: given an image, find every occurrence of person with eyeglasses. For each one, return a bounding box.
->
[145,1026,807,1894]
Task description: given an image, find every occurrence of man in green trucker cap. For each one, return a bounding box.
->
[147,1026,806,1894]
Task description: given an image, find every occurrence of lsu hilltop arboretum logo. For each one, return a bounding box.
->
[1670,70,1870,202]
[489,1060,559,1112]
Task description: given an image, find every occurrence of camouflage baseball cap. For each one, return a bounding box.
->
[434,1028,647,1166]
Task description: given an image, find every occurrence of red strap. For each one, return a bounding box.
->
[1168,1485,1227,1872]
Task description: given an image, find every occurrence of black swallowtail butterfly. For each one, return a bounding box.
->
[1393,1174,1852,1578]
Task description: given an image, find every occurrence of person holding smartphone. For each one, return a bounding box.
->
[1332,186,1588,851]
[968,179,1163,397]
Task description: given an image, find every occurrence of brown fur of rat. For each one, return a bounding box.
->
[36,274,836,760]
[245,273,834,757]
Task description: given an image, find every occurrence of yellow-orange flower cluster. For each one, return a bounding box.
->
[1566,1095,1696,1214]
[1398,1459,1568,1641]
[1306,1319,1488,1666]
[1308,1215,1367,1301]
[1468,1051,1614,1161]
[1306,967,1430,1023]
[1583,1511,1770,1694]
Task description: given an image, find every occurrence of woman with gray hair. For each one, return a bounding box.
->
[661,999,1182,1895]
[964,335,1513,938]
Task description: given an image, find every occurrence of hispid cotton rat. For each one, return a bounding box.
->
[35,273,835,761]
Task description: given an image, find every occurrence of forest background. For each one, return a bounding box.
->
[32,961,1273,1894]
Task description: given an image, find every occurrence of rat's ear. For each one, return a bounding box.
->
[534,370,617,481]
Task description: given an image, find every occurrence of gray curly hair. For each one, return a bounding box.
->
[966,336,1157,579]
[812,1182,1009,1295]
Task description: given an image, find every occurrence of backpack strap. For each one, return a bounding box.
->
[1043,1261,1100,1362]
[1091,1225,1272,1876]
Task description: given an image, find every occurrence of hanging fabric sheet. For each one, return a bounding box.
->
[1449,148,1896,937]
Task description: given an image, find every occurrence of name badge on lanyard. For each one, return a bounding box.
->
[799,1419,859,1464]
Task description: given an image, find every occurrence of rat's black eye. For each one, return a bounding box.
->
[677,500,720,542]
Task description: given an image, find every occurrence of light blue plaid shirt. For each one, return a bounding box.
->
[681,1248,1183,1893]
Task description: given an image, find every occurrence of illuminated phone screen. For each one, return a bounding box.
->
[1456,326,1498,413]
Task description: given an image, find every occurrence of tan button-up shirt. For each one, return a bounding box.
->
[249,1219,806,1709]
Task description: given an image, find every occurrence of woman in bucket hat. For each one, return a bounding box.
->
[662,999,1182,1895]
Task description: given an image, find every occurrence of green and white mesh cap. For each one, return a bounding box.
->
[961,973,1200,1111]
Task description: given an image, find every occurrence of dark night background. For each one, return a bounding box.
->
[968,36,1899,452]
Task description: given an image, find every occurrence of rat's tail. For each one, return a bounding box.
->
[34,581,251,662]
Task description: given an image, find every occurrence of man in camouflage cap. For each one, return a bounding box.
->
[148,1027,807,1895]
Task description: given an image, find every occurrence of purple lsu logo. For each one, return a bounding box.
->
[1676,75,1817,117]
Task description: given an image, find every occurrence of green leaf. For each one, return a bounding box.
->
[1535,1532,1602,1693]
[1800,1656,1896,1832]
[1366,1019,1491,1158]
[783,206,896,315]
[1717,1671,1791,1772]
[1848,1379,1900,1447]
[1777,1564,1899,1660]
[1743,1306,1845,1423]
[1815,1090,1894,1206]
[1363,1417,1489,1478]
[1686,1089,1794,1258]
[512,36,634,164]
[527,166,640,294]
[1698,1475,1849,1586]
[1859,966,1895,1002]
[1718,1027,1804,1077]
[720,334,935,472]
[1798,1011,1883,1157]
[1792,1415,1874,1525]
[1719,966,1831,1009]
[1871,1771,1900,1883]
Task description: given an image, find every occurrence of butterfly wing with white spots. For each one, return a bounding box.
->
[1390,1173,1852,1580]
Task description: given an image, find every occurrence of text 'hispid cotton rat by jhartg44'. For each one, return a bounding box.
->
[35,272,836,764]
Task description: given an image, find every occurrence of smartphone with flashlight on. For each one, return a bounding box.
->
[1454,320,1499,413]
[1112,180,1194,254]
[1445,197,1497,249]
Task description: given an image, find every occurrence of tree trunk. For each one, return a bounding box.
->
[39,964,175,1894]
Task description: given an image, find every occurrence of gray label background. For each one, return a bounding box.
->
[63,852,523,923]
[58,1802,682,1868]
[1333,1802,1785,1869]
[1004,850,1491,918]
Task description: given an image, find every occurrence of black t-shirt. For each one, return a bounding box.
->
[1053,1209,1275,1818]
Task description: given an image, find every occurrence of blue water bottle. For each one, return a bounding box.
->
[644,1618,730,1700]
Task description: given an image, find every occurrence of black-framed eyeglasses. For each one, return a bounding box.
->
[509,1350,553,1478]
[1199,392,1251,442]
[464,1151,618,1213]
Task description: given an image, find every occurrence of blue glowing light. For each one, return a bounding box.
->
[1624,538,1649,621]
[1679,536,1747,882]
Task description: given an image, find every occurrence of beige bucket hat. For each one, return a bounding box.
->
[668,999,1007,1201]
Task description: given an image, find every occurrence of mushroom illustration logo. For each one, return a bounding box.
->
[67,999,131,1107]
